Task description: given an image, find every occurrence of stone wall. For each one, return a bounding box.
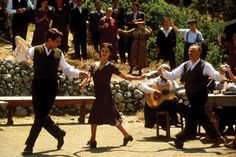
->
[0,59,145,117]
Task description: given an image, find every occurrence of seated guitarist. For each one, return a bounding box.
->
[139,64,181,129]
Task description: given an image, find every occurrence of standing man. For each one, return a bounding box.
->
[158,44,226,149]
[125,1,145,63]
[7,0,34,50]
[171,19,204,62]
[88,0,105,53]
[70,0,89,60]
[19,28,88,155]
[112,0,127,63]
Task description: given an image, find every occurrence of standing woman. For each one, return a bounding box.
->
[118,20,152,75]
[87,43,146,148]
[156,18,176,69]
[99,7,118,62]
[31,0,51,46]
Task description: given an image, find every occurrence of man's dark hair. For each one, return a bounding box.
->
[45,28,63,41]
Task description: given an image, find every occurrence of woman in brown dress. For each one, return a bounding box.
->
[87,43,146,148]
[118,21,152,75]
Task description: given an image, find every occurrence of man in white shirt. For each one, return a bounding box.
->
[139,64,181,129]
[158,44,226,149]
[20,28,88,155]
[7,0,34,50]
[172,19,204,62]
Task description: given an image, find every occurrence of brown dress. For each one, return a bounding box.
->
[123,28,151,68]
[88,62,122,125]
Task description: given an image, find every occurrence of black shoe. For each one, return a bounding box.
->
[211,137,226,147]
[200,137,214,144]
[21,146,33,155]
[174,139,184,149]
[224,141,236,149]
[87,140,97,148]
[57,130,66,150]
[122,135,133,146]
[223,126,235,136]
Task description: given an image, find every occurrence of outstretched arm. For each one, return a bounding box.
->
[118,72,146,81]
[171,19,180,33]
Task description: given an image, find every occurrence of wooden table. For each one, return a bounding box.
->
[206,94,236,129]
[0,96,95,125]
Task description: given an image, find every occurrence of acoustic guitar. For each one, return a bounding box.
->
[145,83,185,108]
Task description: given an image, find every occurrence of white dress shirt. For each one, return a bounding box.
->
[7,0,34,14]
[21,44,81,78]
[162,59,224,82]
[161,27,172,38]
[179,29,203,43]
[139,76,178,94]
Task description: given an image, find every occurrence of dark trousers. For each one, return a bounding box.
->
[118,35,126,63]
[73,32,87,60]
[176,90,221,142]
[91,31,100,52]
[12,15,29,50]
[126,36,133,63]
[25,79,62,148]
[144,99,178,128]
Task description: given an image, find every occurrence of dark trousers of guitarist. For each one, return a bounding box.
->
[25,79,64,148]
[144,99,179,128]
[175,89,221,143]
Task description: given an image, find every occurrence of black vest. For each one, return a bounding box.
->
[181,60,208,96]
[12,0,27,9]
[33,45,61,80]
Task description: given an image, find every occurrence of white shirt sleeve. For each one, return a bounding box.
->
[138,78,159,94]
[179,29,188,39]
[203,62,224,81]
[162,63,185,80]
[7,0,34,14]
[196,30,204,41]
[59,53,80,78]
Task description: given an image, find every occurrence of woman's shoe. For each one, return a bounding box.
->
[87,140,97,148]
[122,135,133,146]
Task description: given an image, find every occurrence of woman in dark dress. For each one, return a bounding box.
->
[87,43,146,148]
[31,0,51,46]
[156,17,176,69]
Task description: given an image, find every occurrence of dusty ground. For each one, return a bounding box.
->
[0,115,235,157]
[1,25,236,157]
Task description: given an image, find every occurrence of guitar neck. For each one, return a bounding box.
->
[162,86,185,95]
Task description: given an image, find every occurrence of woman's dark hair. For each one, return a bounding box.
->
[100,42,113,53]
[45,28,63,41]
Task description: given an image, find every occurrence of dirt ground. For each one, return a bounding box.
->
[0,115,235,157]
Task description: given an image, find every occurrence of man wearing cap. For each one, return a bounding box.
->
[171,19,204,62]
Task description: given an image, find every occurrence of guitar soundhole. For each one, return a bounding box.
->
[162,90,169,95]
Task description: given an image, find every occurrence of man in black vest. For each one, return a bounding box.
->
[69,0,89,60]
[7,0,34,50]
[112,0,127,63]
[88,0,105,52]
[20,28,89,155]
[158,44,226,148]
